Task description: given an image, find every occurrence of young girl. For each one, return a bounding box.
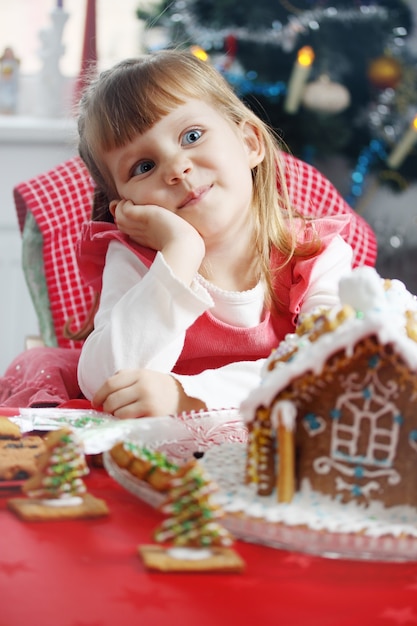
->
[75,49,371,419]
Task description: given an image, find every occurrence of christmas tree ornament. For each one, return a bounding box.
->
[223,33,238,70]
[345,139,387,208]
[284,45,315,114]
[367,56,403,90]
[302,74,351,114]
[386,115,417,169]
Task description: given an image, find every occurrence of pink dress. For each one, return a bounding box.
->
[77,214,350,377]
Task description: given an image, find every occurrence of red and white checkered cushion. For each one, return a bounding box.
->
[281,153,377,269]
[13,153,377,352]
[14,156,95,349]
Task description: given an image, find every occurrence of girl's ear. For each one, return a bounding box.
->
[241,121,265,168]
[109,200,118,219]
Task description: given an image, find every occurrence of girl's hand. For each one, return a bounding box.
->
[92,368,206,419]
[112,199,195,251]
[111,199,205,284]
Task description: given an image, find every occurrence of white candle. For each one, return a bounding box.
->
[387,116,417,169]
[284,46,315,115]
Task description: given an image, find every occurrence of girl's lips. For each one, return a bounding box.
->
[178,185,211,209]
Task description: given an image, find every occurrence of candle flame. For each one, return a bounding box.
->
[190,46,209,62]
[297,46,315,67]
[412,116,417,131]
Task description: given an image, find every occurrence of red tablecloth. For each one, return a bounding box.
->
[1,468,417,626]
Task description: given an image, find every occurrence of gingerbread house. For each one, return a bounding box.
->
[240,266,417,510]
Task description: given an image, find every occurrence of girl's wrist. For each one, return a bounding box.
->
[162,233,205,285]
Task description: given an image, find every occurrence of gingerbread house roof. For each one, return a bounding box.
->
[240,266,417,424]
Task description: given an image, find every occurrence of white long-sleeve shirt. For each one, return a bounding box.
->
[77,233,352,410]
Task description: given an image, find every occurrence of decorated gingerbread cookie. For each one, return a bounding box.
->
[8,428,108,521]
[110,440,195,490]
[0,417,45,483]
[139,458,244,573]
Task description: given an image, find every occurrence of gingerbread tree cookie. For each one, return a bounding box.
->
[139,459,244,573]
[8,428,108,521]
[154,463,232,547]
[22,428,89,500]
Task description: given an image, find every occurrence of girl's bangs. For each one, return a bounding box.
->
[101,68,217,150]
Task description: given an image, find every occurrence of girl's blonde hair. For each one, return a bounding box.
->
[71,49,319,340]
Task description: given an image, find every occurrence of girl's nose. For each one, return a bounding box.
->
[164,153,192,184]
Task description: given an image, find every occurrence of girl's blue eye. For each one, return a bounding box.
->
[183,129,202,145]
[133,160,154,176]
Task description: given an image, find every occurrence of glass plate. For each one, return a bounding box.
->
[103,411,417,562]
[103,409,247,508]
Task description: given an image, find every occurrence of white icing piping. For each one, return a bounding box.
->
[39,496,83,507]
[167,547,213,561]
[270,400,297,431]
[313,456,401,484]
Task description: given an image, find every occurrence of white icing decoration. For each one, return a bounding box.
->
[270,400,297,431]
[338,265,386,313]
[201,444,417,539]
[167,547,213,561]
[302,414,325,436]
[335,477,380,497]
[39,496,83,507]
[314,456,400,485]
